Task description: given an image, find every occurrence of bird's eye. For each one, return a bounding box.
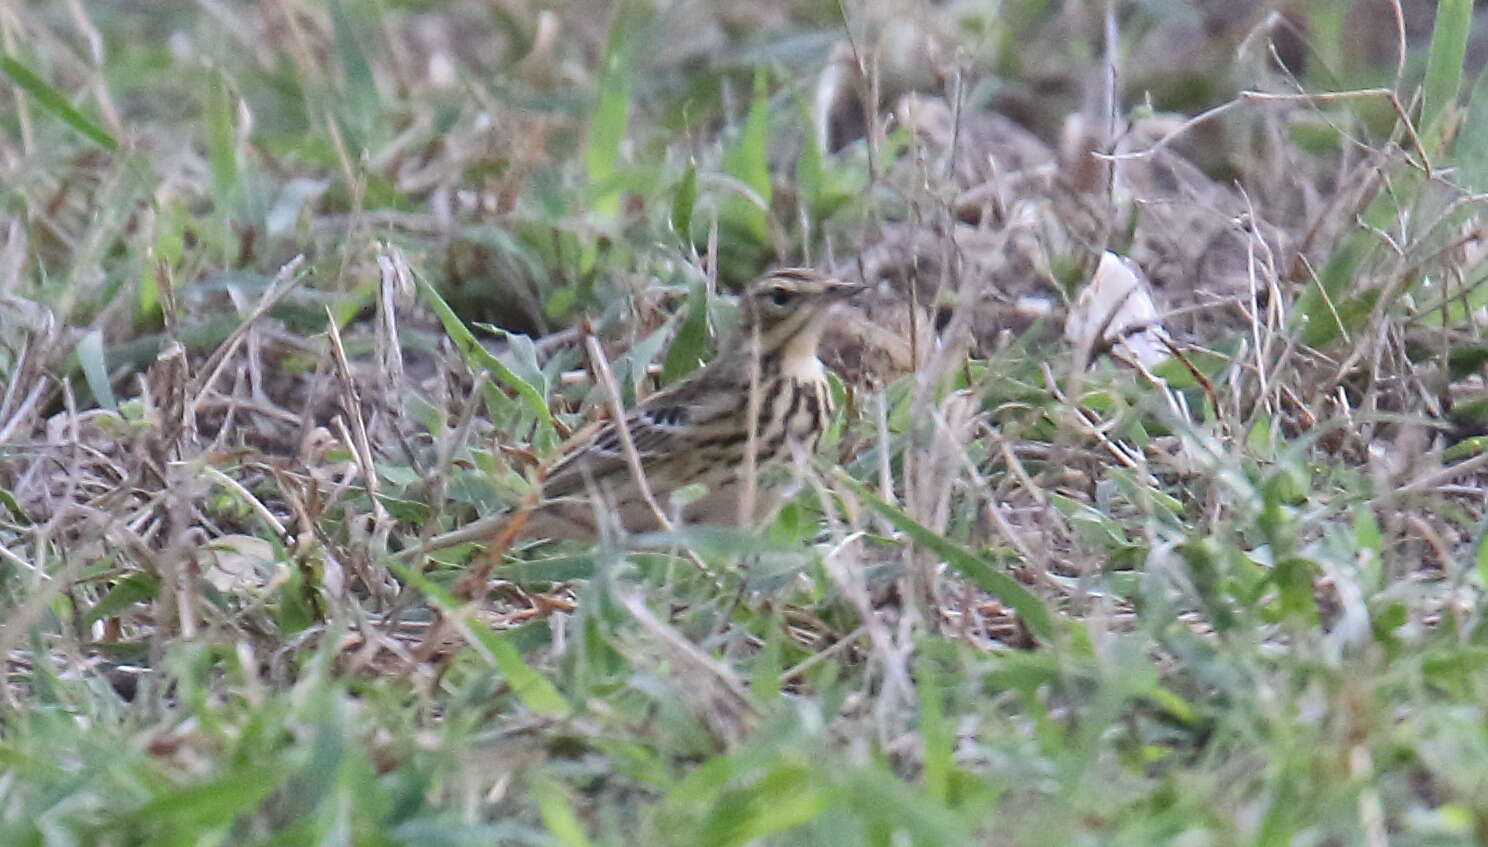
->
[769,287,794,306]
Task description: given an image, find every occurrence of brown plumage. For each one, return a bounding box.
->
[522,268,865,540]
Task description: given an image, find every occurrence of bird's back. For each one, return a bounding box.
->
[531,350,830,537]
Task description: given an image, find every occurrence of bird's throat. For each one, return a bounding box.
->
[779,347,826,383]
[776,329,827,382]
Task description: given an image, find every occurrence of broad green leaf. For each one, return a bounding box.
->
[327,0,380,149]
[0,52,117,150]
[836,472,1055,641]
[83,573,161,625]
[750,620,784,706]
[697,759,831,847]
[796,99,823,221]
[661,281,709,382]
[629,525,800,557]
[1422,0,1471,144]
[586,20,634,222]
[126,763,282,827]
[659,750,747,821]
[1456,61,1488,191]
[1271,555,1319,624]
[1181,537,1237,634]
[1246,413,1275,457]
[273,558,316,633]
[722,70,773,245]
[1353,505,1382,558]
[504,554,600,583]
[616,319,673,395]
[591,737,672,788]
[473,324,552,404]
[730,71,772,200]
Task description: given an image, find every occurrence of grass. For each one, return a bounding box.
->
[4,0,1488,844]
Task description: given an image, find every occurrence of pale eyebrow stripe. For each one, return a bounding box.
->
[768,268,820,281]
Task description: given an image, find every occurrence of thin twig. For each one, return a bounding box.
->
[185,255,307,420]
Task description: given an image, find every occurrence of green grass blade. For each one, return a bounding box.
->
[671,163,697,241]
[126,763,283,828]
[0,52,117,151]
[77,328,117,410]
[532,775,597,847]
[206,70,239,212]
[1296,236,1368,348]
[836,473,1055,641]
[586,19,634,223]
[1475,522,1488,589]
[918,659,951,804]
[474,323,553,404]
[835,762,968,846]
[416,274,553,427]
[696,759,831,846]
[461,615,571,719]
[386,559,570,719]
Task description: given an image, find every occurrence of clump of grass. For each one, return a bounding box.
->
[4,1,1488,845]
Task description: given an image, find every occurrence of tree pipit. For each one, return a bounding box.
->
[409,268,865,559]
[526,268,865,539]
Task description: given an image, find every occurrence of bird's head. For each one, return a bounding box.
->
[742,268,866,359]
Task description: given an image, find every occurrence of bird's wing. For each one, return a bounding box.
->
[540,355,749,499]
[540,399,697,498]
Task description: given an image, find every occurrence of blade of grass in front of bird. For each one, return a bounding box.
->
[836,472,1055,642]
[386,559,570,719]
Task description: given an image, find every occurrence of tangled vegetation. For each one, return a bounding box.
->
[5,0,1488,844]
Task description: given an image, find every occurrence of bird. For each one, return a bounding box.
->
[519,268,866,540]
[400,268,865,561]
